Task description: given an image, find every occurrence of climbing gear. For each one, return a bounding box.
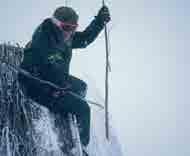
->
[96,5,111,25]
[60,21,78,31]
[51,17,78,31]
[102,1,111,140]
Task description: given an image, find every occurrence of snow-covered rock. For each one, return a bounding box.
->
[0,44,123,156]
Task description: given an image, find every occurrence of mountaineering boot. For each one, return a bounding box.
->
[82,145,89,156]
[18,72,91,147]
[51,91,90,146]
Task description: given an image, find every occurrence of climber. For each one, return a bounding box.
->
[18,5,111,148]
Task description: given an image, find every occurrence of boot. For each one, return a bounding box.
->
[82,145,89,156]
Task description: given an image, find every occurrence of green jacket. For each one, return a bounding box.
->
[21,17,105,75]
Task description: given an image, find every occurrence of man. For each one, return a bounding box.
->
[18,5,110,148]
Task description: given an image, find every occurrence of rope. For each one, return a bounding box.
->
[0,58,104,109]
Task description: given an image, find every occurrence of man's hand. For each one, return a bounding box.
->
[51,83,72,98]
[97,6,111,25]
[52,89,66,98]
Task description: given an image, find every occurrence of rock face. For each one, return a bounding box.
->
[0,44,75,156]
[0,44,124,156]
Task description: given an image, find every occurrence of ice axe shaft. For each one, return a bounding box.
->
[102,0,110,140]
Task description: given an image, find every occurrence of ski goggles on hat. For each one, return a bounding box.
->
[60,21,78,31]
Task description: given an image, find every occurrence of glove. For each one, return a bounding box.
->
[96,6,111,25]
[51,83,72,98]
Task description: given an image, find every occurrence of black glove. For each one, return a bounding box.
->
[96,6,111,25]
[51,83,72,98]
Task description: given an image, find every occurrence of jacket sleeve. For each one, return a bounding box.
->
[31,19,62,49]
[29,19,61,64]
[31,22,49,49]
[72,17,105,49]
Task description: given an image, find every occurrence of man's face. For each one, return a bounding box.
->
[52,17,78,41]
[59,21,78,41]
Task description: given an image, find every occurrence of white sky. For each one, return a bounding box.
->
[0,0,190,156]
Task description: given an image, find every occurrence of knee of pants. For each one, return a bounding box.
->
[78,81,88,98]
[79,80,88,91]
[78,101,90,116]
[84,102,90,115]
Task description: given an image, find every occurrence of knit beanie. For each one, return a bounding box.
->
[53,6,79,24]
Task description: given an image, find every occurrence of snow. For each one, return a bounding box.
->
[0,44,123,156]
[88,107,123,156]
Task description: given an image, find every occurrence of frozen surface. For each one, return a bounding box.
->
[0,44,123,156]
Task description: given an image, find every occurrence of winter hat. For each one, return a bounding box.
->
[53,6,79,24]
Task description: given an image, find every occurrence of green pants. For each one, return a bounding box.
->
[18,72,90,146]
